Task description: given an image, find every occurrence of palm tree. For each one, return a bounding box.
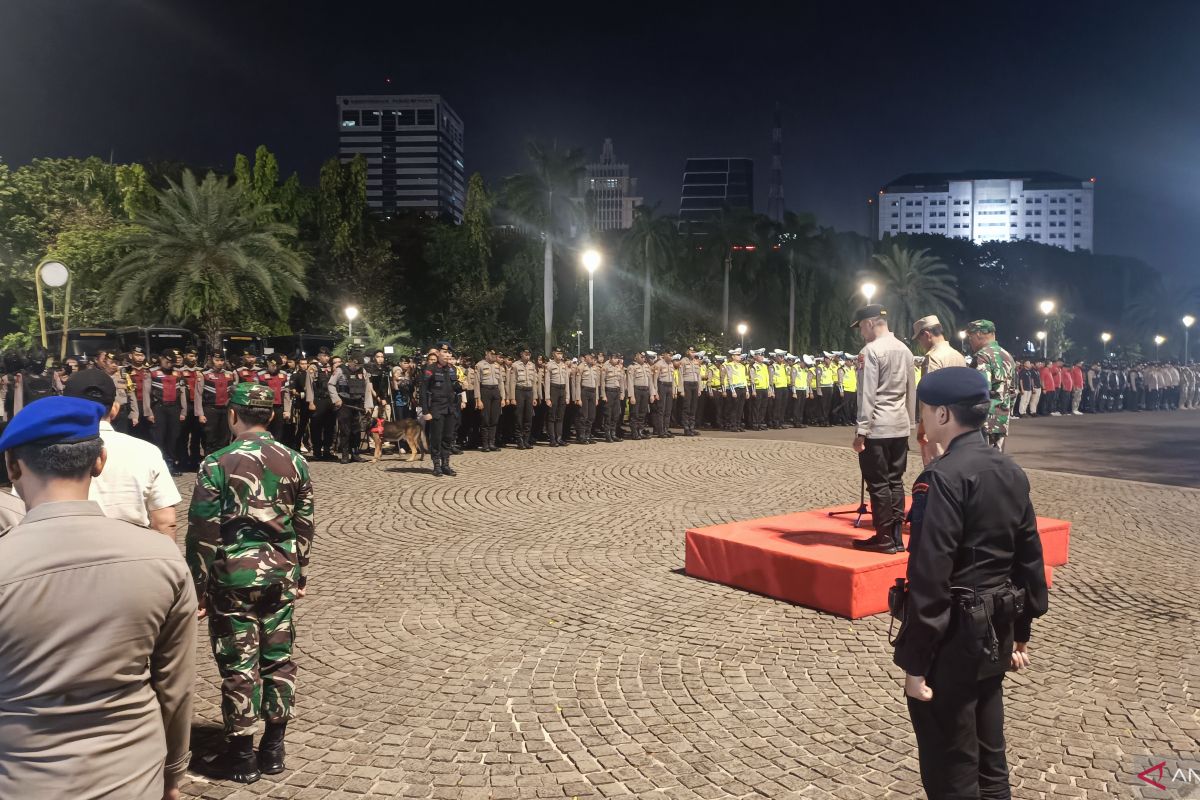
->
[700,207,758,335]
[501,141,586,353]
[623,205,677,347]
[334,321,411,358]
[869,244,962,346]
[1122,279,1200,358]
[113,170,308,351]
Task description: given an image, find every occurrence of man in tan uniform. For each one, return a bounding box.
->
[0,396,196,800]
[602,352,628,443]
[507,348,541,449]
[913,315,968,464]
[627,351,655,440]
[572,352,602,444]
[544,346,573,447]
[474,349,507,452]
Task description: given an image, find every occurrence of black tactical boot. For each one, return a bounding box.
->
[338,451,350,464]
[205,735,261,784]
[431,461,443,476]
[258,722,287,775]
[853,531,902,554]
[441,457,457,477]
[890,521,906,553]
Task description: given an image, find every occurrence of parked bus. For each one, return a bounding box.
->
[116,326,196,358]
[49,328,119,360]
[266,333,338,360]
[218,331,264,360]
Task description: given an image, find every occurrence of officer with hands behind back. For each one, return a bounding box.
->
[892,366,1048,800]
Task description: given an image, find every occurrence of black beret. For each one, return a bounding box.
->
[917,366,990,407]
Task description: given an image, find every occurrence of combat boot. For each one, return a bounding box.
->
[431,461,443,477]
[338,451,350,464]
[441,457,457,477]
[204,736,261,784]
[258,722,287,775]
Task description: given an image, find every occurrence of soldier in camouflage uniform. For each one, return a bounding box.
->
[186,382,314,785]
[966,319,1017,451]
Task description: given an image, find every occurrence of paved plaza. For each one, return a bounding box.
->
[177,415,1200,800]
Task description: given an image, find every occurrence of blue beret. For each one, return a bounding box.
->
[917,366,990,407]
[0,396,103,453]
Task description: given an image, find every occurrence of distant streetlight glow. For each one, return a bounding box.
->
[957,329,967,353]
[737,322,748,349]
[1154,334,1165,359]
[1036,330,1047,358]
[581,249,602,347]
[1185,315,1196,363]
[345,305,359,338]
[860,282,877,303]
[1039,299,1055,316]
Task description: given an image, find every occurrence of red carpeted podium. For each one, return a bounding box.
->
[685,503,1069,619]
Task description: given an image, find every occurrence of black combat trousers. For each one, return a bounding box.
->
[727,388,747,431]
[752,388,769,427]
[548,383,567,443]
[427,410,455,465]
[706,389,721,428]
[151,401,182,468]
[819,386,835,425]
[632,386,650,435]
[461,389,479,447]
[479,385,501,449]
[311,399,335,457]
[681,381,699,432]
[336,403,363,458]
[858,436,908,537]
[202,404,231,454]
[655,381,674,435]
[515,387,534,446]
[176,406,203,469]
[268,404,286,442]
[771,387,789,427]
[843,390,858,426]
[603,387,622,437]
[792,392,808,426]
[577,387,597,441]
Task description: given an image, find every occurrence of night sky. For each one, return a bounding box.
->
[2,0,1197,279]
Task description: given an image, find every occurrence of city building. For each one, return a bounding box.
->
[766,104,784,223]
[336,94,466,222]
[877,171,1095,251]
[678,157,754,226]
[579,139,642,231]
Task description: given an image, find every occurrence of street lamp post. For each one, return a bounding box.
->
[575,330,582,356]
[1036,331,1047,358]
[344,305,359,340]
[957,330,967,353]
[1039,299,1055,359]
[35,259,72,361]
[737,322,748,351]
[1184,315,1195,363]
[1154,335,1165,360]
[1100,331,1112,357]
[582,249,601,350]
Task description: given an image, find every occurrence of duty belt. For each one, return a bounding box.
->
[950,583,1026,664]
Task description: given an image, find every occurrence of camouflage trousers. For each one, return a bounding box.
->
[207,585,297,737]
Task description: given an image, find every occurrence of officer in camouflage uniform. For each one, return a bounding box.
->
[186,382,314,785]
[966,319,1017,451]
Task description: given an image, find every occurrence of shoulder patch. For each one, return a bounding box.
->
[424,369,433,377]
[912,482,930,494]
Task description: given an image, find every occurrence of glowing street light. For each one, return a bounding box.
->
[35,259,72,359]
[581,248,602,349]
[1039,299,1055,316]
[1184,315,1195,364]
[1154,334,1165,360]
[1035,330,1047,358]
[737,322,748,350]
[860,282,877,303]
[1100,331,1112,356]
[344,305,359,339]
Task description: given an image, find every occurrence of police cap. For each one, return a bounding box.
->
[916,366,990,407]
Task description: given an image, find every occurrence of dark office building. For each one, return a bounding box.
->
[678,157,754,225]
[336,94,466,222]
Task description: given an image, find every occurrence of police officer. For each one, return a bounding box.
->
[723,349,749,432]
[892,367,1049,799]
[421,347,462,476]
[678,349,703,436]
[328,352,376,464]
[651,349,675,438]
[236,351,260,384]
[601,352,627,443]
[144,350,187,475]
[257,355,292,443]
[198,352,237,454]
[627,351,655,439]
[474,349,506,452]
[572,352,602,444]
[507,348,540,450]
[177,347,204,470]
[544,346,572,446]
[306,348,336,460]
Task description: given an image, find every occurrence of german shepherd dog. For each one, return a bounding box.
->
[371,418,428,462]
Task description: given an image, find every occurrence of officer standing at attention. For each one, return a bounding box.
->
[572,351,602,444]
[652,349,675,438]
[892,367,1048,799]
[913,315,967,464]
[507,348,540,450]
[257,355,292,444]
[236,351,259,384]
[678,348,703,436]
[544,346,572,446]
[198,352,237,454]
[328,352,376,464]
[421,347,462,476]
[306,348,336,460]
[706,354,725,429]
[144,349,188,476]
[723,349,749,432]
[187,383,313,785]
[966,320,1017,451]
[627,351,655,440]
[602,352,627,442]
[177,347,204,470]
[474,349,506,452]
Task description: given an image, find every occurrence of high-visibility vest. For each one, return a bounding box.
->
[752,363,770,390]
[915,366,922,386]
[841,368,857,393]
[818,364,836,387]
[772,365,790,389]
[707,366,722,389]
[793,367,810,391]
[728,362,748,387]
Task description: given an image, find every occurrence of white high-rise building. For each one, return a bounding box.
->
[336,94,465,222]
[876,171,1095,251]
[580,139,642,231]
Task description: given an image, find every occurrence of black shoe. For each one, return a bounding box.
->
[350,453,364,463]
[450,446,463,455]
[559,439,569,446]
[431,465,443,477]
[338,453,350,464]
[202,745,262,784]
[852,533,902,554]
[257,740,286,775]
[656,433,670,439]
[692,429,701,436]
[442,463,457,477]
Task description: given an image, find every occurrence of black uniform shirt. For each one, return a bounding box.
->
[894,431,1049,676]
[420,362,460,416]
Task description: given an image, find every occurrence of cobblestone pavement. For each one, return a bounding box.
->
[176,434,1200,800]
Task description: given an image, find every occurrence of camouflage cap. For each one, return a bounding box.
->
[230,382,275,408]
[966,319,996,334]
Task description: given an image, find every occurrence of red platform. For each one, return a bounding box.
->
[685,503,1069,619]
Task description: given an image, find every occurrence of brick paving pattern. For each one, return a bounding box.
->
[175,435,1200,800]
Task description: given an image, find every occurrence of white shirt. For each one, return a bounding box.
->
[856,330,916,439]
[91,421,181,527]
